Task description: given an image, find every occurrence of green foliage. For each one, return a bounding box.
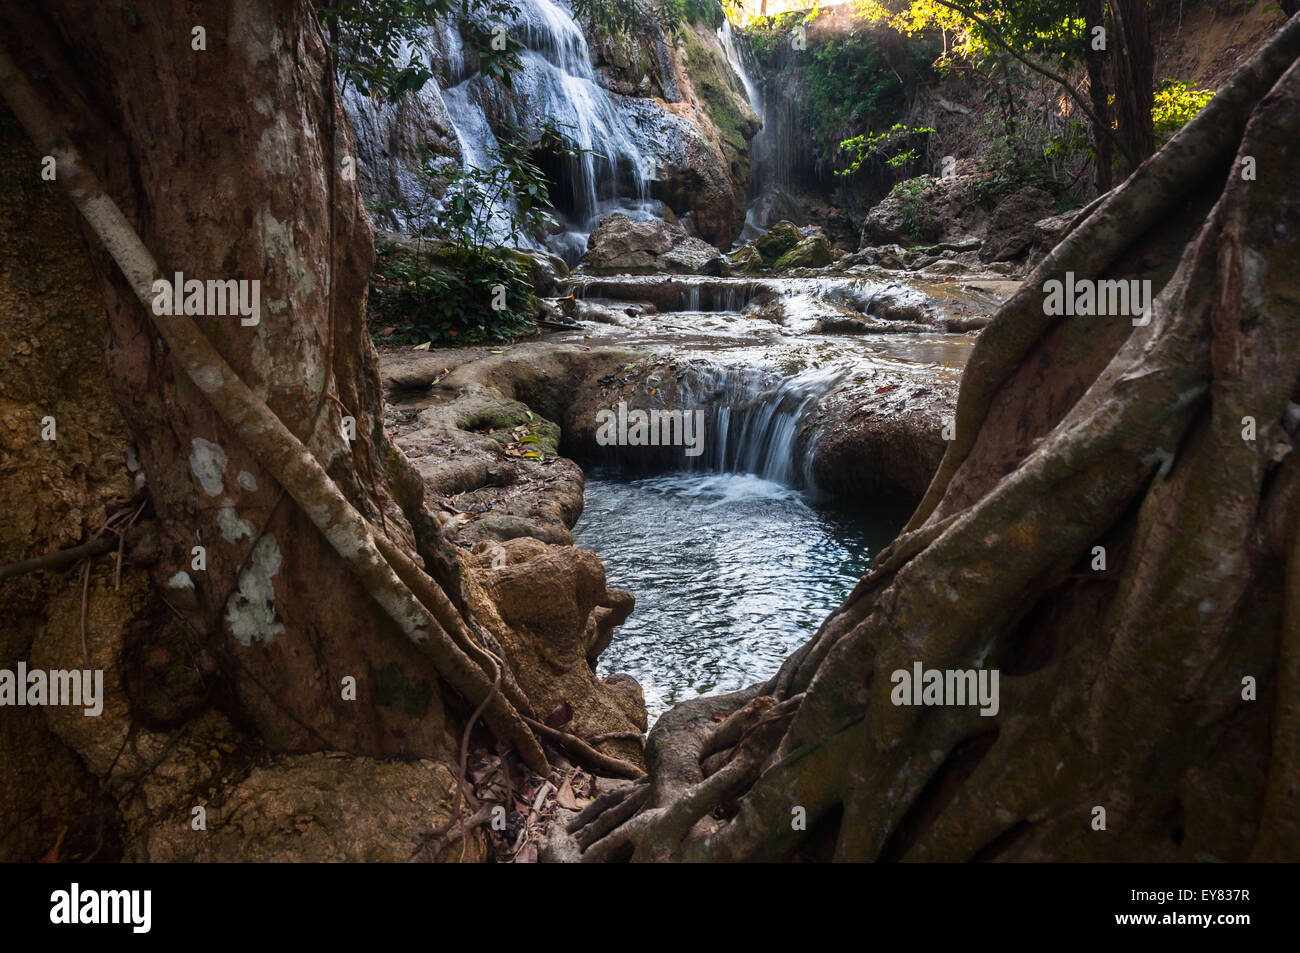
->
[371,243,533,345]
[419,122,580,252]
[571,0,723,36]
[744,9,820,62]
[369,123,584,345]
[838,123,935,177]
[891,177,933,241]
[319,0,519,101]
[854,0,1088,69]
[1151,80,1214,140]
[971,112,1086,204]
[745,12,934,171]
[805,28,919,148]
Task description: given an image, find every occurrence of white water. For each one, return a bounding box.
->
[575,469,908,718]
[717,18,801,243]
[673,362,853,487]
[431,0,660,255]
[718,20,761,117]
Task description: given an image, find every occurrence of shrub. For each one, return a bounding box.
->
[370,243,534,346]
[1152,80,1214,141]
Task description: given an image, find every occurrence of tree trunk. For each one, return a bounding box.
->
[1082,0,1114,192]
[560,18,1300,862]
[0,0,546,771]
[1109,0,1156,173]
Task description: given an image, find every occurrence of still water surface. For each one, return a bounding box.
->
[574,470,910,720]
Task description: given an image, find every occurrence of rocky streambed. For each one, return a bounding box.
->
[379,254,1014,726]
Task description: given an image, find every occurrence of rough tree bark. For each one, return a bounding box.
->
[558,16,1300,862]
[1108,0,1155,175]
[1081,0,1113,193]
[0,0,564,784]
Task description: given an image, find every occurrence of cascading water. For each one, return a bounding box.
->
[347,0,664,260]
[717,18,800,244]
[673,363,851,488]
[574,359,906,718]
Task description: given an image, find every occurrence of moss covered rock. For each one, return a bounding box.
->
[754,220,804,264]
[725,243,765,274]
[773,235,833,270]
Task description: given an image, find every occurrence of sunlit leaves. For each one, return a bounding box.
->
[1151,80,1213,141]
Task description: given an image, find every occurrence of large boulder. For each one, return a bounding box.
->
[807,373,959,502]
[859,159,991,248]
[1025,206,1086,268]
[726,221,830,272]
[773,234,833,270]
[579,213,723,275]
[753,220,804,263]
[467,537,644,765]
[979,186,1059,262]
[725,243,765,273]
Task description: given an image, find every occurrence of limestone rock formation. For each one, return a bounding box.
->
[858,159,991,248]
[579,213,724,275]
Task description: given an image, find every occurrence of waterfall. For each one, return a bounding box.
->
[355,0,660,259]
[717,20,761,117]
[716,18,799,245]
[676,363,850,488]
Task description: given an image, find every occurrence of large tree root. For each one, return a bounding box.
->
[565,23,1300,862]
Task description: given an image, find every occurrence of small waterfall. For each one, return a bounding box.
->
[716,18,801,244]
[717,20,761,117]
[676,363,850,488]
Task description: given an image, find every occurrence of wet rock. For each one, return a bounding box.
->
[725,243,765,274]
[590,22,754,246]
[980,186,1058,262]
[808,374,959,502]
[508,247,570,296]
[580,213,723,275]
[726,222,829,271]
[568,298,630,325]
[849,243,911,270]
[921,258,971,276]
[341,86,462,234]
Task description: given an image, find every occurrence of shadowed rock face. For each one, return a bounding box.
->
[859,158,993,249]
[979,186,1058,262]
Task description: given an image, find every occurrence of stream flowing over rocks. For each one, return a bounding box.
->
[350,0,1040,725]
[378,237,1014,720]
[3,0,1292,867]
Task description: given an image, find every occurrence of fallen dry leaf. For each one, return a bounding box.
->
[544,701,573,729]
[556,777,582,811]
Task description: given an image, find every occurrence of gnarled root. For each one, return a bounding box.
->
[559,27,1300,862]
